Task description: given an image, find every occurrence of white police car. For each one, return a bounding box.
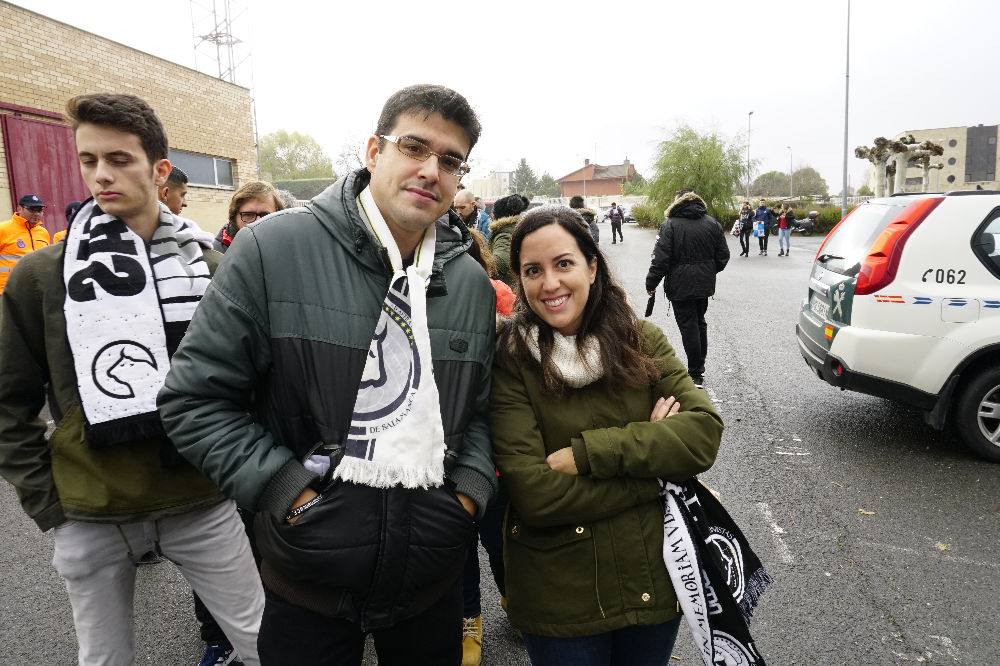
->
[797,191,1000,462]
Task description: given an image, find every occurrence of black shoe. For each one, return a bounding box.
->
[778,250,784,256]
[690,375,705,387]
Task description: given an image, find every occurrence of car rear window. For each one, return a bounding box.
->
[819,202,907,274]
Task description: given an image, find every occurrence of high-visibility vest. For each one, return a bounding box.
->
[0,214,51,293]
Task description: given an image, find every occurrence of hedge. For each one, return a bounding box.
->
[272,178,337,201]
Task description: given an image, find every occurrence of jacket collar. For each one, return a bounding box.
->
[488,214,520,235]
[307,168,472,296]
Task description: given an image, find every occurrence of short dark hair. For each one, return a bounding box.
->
[497,205,659,393]
[375,85,481,155]
[166,166,188,186]
[569,196,585,209]
[492,194,530,219]
[65,93,168,164]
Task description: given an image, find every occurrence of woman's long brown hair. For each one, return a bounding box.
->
[496,206,660,393]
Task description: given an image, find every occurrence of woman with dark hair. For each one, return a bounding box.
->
[492,205,723,665]
[488,193,531,288]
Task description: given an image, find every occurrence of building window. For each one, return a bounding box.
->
[905,177,923,187]
[949,139,958,147]
[168,149,235,188]
[948,157,957,165]
[972,208,1000,280]
[947,175,956,183]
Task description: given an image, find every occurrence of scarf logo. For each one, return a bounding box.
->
[90,340,158,399]
[707,527,745,604]
[346,276,421,461]
[17,239,26,249]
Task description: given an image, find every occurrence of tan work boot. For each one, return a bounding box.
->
[461,615,483,666]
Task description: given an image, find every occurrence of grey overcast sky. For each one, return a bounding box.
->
[14,0,1000,192]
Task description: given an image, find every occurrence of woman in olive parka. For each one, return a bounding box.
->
[491,205,723,665]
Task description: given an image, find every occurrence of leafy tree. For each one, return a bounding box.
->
[511,158,540,197]
[623,170,648,196]
[647,125,748,221]
[857,184,874,196]
[792,166,829,197]
[259,130,335,181]
[537,172,560,198]
[751,170,790,197]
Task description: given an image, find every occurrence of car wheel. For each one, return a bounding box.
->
[955,365,1000,462]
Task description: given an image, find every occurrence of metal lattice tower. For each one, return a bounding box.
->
[189,0,251,86]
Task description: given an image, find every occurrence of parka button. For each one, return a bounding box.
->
[641,592,651,603]
[511,525,519,536]
[575,526,584,534]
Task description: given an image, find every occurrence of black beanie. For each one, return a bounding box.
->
[493,194,529,219]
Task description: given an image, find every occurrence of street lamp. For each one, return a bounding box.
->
[787,146,793,198]
[841,0,852,218]
[747,111,754,198]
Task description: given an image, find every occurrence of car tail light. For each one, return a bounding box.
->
[824,325,834,340]
[854,197,944,295]
[815,206,859,261]
[832,361,844,377]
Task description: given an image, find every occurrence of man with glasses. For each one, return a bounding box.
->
[213,180,284,253]
[0,194,51,294]
[159,84,497,665]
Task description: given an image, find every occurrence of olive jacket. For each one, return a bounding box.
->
[487,215,520,289]
[491,321,723,637]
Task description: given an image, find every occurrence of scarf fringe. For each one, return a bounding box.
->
[332,455,443,489]
[739,568,774,622]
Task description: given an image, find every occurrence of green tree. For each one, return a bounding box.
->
[792,166,829,197]
[259,130,335,181]
[623,170,648,195]
[751,170,790,197]
[537,172,560,198]
[857,184,874,196]
[511,158,540,197]
[647,125,748,221]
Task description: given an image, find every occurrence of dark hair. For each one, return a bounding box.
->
[227,181,284,230]
[568,195,585,209]
[493,194,530,220]
[496,205,660,393]
[65,200,82,224]
[467,228,496,278]
[375,84,481,155]
[166,166,188,186]
[65,94,168,163]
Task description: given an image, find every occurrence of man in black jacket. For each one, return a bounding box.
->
[645,190,730,386]
[159,85,496,666]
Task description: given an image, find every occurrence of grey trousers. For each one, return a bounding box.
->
[52,500,263,666]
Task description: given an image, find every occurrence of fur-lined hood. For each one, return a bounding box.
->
[666,192,708,219]
[489,214,520,236]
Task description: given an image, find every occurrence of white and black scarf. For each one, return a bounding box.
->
[661,480,772,666]
[63,199,210,447]
[305,187,446,489]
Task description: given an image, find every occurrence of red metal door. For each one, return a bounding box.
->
[2,114,89,236]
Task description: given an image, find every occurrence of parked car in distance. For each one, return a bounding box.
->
[796,191,1000,462]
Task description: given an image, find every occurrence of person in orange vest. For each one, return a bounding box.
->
[0,194,51,293]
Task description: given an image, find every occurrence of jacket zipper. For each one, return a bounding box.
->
[360,488,389,629]
[592,535,606,619]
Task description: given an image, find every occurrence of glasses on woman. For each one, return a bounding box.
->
[379,135,470,177]
[238,211,271,223]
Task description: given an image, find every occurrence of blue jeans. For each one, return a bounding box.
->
[522,617,682,666]
[778,227,791,251]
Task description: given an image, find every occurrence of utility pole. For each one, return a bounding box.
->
[841,0,852,218]
[747,111,754,198]
[788,146,794,198]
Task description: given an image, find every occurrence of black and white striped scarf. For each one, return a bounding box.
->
[63,199,210,447]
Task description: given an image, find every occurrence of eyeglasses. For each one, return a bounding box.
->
[238,211,271,223]
[380,135,470,177]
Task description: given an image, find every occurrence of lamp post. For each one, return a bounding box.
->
[841,0,852,218]
[747,111,754,198]
[787,146,794,198]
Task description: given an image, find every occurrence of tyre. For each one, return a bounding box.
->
[954,365,1000,462]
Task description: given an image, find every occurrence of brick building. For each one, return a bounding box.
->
[557,159,637,197]
[0,1,256,235]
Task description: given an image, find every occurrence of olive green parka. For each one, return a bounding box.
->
[491,321,723,637]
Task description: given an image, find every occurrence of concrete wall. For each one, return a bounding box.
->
[895,126,1000,193]
[0,1,256,231]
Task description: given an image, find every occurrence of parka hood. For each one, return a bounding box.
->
[666,192,709,220]
[488,214,520,235]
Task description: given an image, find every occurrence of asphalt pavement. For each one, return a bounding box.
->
[1,224,997,665]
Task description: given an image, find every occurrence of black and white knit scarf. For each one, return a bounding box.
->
[661,480,772,666]
[62,199,210,447]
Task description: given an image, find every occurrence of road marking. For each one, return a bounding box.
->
[756,502,795,564]
[857,540,999,571]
